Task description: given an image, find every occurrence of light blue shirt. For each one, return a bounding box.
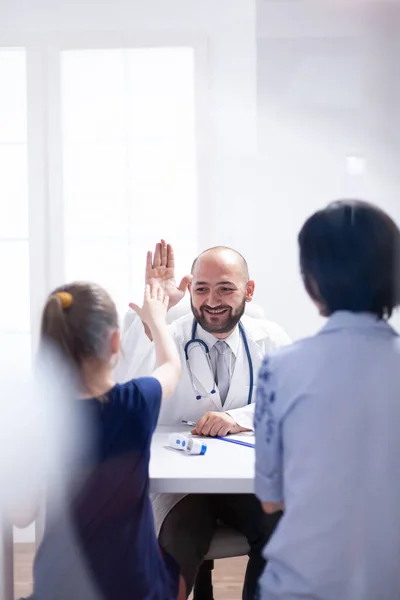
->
[254,311,400,600]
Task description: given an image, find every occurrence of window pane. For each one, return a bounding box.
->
[0,48,28,239]
[126,47,196,143]
[62,47,198,311]
[0,144,28,238]
[63,142,128,238]
[129,142,196,227]
[62,49,125,142]
[0,242,30,332]
[0,48,27,143]
[64,239,130,315]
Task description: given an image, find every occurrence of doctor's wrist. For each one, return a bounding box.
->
[224,412,251,434]
[167,296,183,311]
[143,322,153,341]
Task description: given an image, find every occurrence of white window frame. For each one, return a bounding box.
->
[0,34,209,561]
[1,32,210,359]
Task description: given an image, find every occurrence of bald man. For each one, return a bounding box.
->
[115,240,290,600]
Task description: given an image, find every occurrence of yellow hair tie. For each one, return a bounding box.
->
[55,291,73,309]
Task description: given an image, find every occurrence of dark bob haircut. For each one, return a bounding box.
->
[298,200,400,319]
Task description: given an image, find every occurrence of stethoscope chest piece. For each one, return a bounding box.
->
[184,319,253,405]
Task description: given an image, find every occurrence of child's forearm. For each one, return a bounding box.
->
[149,320,181,400]
[150,321,178,368]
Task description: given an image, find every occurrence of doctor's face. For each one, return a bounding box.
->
[190,251,254,337]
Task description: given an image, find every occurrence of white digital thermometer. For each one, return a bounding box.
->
[168,433,207,455]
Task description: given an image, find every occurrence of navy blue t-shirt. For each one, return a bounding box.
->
[32,377,178,600]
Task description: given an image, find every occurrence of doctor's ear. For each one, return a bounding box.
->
[245,280,255,302]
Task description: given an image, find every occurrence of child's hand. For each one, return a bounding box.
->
[129,283,169,330]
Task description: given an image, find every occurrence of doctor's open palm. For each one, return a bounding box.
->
[145,239,192,310]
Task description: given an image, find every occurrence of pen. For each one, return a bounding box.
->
[215,437,255,449]
[181,420,196,427]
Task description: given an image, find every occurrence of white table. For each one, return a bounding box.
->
[149,426,255,494]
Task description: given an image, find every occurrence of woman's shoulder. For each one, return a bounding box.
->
[265,333,320,364]
[259,335,324,393]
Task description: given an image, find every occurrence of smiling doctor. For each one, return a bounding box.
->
[115,240,290,600]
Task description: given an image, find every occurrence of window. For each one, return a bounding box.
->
[0,39,201,549]
[0,48,31,368]
[61,47,197,314]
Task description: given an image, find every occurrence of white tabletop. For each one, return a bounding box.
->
[149,426,255,494]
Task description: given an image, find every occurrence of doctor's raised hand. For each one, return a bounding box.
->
[142,239,192,310]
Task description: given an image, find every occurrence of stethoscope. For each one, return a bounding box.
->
[183,319,254,405]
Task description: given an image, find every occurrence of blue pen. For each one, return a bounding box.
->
[215,437,255,449]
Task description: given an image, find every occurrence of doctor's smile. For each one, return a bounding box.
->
[201,305,230,321]
[202,307,228,314]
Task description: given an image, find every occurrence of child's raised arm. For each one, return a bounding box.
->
[130,284,181,401]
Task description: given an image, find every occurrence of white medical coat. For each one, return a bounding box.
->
[114,310,290,533]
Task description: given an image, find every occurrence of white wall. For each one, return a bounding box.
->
[257,1,368,39]
[255,1,400,339]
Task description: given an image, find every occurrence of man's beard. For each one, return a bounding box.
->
[190,298,246,335]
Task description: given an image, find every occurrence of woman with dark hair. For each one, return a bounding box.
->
[299,200,399,319]
[254,200,400,600]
